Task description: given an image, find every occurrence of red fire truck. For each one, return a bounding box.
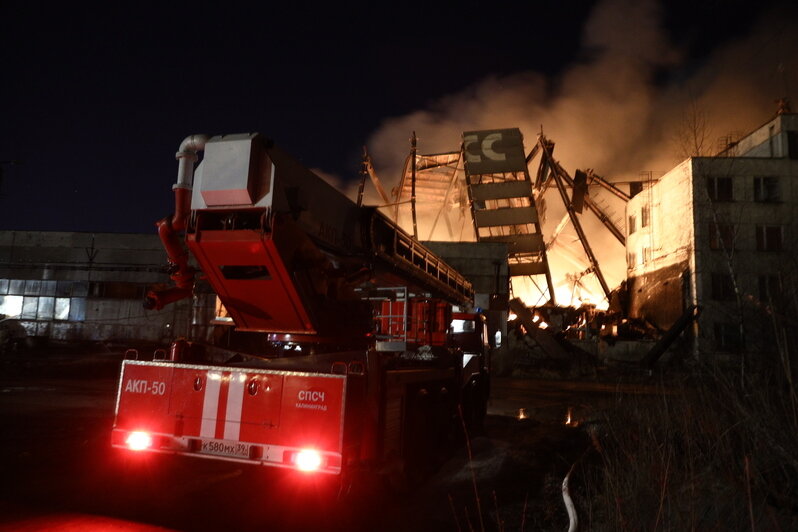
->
[111,133,489,485]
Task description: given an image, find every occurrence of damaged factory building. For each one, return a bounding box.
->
[2,108,797,368]
[625,108,798,360]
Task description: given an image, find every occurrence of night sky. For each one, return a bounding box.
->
[0,0,793,234]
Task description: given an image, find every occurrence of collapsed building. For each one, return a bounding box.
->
[378,108,798,366]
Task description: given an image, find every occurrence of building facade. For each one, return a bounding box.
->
[626,112,798,358]
[0,231,212,346]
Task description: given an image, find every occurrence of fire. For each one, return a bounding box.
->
[512,274,610,311]
[564,407,578,427]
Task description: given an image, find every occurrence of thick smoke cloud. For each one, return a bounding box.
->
[360,0,798,307]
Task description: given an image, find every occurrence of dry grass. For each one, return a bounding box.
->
[579,361,798,530]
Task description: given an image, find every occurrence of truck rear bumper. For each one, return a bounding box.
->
[111,428,343,474]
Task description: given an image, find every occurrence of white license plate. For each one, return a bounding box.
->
[199,439,250,459]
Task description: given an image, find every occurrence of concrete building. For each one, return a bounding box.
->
[0,231,211,346]
[424,241,510,347]
[626,111,798,358]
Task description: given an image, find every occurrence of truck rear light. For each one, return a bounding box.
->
[292,449,323,472]
[126,431,154,451]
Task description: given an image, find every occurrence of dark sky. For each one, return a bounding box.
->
[0,0,788,233]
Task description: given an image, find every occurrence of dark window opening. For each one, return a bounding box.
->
[758,274,781,306]
[755,225,783,251]
[788,131,798,159]
[707,176,733,201]
[754,176,780,202]
[710,272,735,300]
[90,281,146,299]
[220,265,271,280]
[628,215,637,235]
[709,222,735,251]
[641,205,650,228]
[714,322,742,352]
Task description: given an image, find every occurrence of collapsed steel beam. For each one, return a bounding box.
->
[538,138,611,298]
[410,132,418,240]
[642,305,701,368]
[427,151,463,240]
[587,170,631,201]
[539,146,626,246]
[560,167,626,246]
[361,147,392,206]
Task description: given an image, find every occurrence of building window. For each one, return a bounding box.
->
[714,322,742,352]
[758,274,781,306]
[709,222,735,251]
[21,297,38,319]
[755,225,783,251]
[753,177,780,202]
[788,131,798,159]
[0,278,85,321]
[628,215,637,235]
[68,298,86,321]
[54,298,70,320]
[627,252,636,268]
[707,176,733,201]
[0,295,23,318]
[641,205,650,228]
[710,273,735,300]
[642,247,651,263]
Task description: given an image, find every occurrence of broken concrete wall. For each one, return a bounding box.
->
[627,260,690,331]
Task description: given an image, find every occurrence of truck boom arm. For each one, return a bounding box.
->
[146,133,473,334]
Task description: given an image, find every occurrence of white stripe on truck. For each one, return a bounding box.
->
[200,371,223,438]
[224,372,246,440]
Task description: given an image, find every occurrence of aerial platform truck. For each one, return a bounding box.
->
[111,133,489,486]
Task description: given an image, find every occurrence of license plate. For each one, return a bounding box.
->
[199,439,250,459]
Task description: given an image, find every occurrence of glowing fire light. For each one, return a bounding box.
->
[539,321,549,329]
[126,431,153,451]
[294,449,323,472]
[517,408,528,420]
[565,407,578,426]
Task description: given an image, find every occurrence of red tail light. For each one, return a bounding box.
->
[293,449,323,472]
[126,431,153,451]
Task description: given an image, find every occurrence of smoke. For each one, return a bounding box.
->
[360,0,798,308]
[309,167,359,201]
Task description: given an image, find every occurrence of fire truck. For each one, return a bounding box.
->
[111,133,489,486]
